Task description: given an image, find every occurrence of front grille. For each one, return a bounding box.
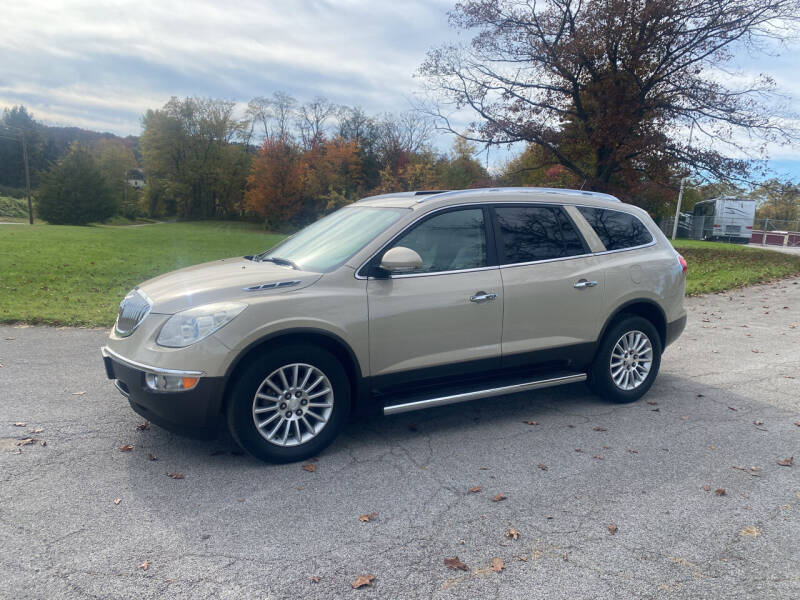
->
[115,288,153,337]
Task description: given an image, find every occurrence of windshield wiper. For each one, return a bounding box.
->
[257,255,300,270]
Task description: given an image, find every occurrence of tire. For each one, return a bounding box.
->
[587,315,662,404]
[226,344,350,463]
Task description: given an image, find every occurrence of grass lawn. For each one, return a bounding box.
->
[1,222,799,327]
[672,239,800,295]
[0,221,285,326]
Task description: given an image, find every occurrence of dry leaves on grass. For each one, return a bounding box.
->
[444,557,469,571]
[490,557,504,572]
[468,486,482,494]
[740,526,760,537]
[492,493,506,502]
[608,524,618,535]
[139,560,150,571]
[168,472,184,479]
[777,457,794,467]
[302,463,316,472]
[351,574,375,589]
[505,527,520,540]
[359,512,378,522]
[119,444,134,452]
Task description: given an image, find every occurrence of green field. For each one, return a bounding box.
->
[672,239,800,295]
[1,222,799,326]
[0,221,285,326]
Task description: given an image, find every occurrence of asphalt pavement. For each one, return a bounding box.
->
[1,278,799,599]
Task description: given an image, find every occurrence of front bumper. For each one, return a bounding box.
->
[102,347,225,439]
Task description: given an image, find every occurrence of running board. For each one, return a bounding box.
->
[383,371,587,416]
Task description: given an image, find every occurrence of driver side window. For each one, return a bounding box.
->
[388,208,487,274]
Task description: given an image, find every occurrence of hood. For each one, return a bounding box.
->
[139,257,322,314]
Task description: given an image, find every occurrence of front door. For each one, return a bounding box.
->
[367,207,503,380]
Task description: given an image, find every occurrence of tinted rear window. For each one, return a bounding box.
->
[495,206,586,263]
[577,207,653,250]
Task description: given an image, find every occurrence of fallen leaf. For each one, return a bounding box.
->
[359,512,378,522]
[651,408,660,412]
[753,420,764,426]
[608,524,618,535]
[114,498,121,505]
[516,555,528,562]
[13,422,26,427]
[794,421,800,427]
[444,557,469,571]
[72,391,86,396]
[352,574,375,589]
[523,420,539,425]
[168,472,184,479]
[537,463,548,471]
[139,560,150,571]
[40,440,47,447]
[703,484,711,492]
[16,438,35,446]
[29,427,43,434]
[309,575,321,583]
[302,463,316,472]
[593,426,607,432]
[236,498,244,502]
[593,455,604,460]
[647,401,658,405]
[505,527,520,540]
[680,416,689,420]
[492,493,506,502]
[740,526,760,537]
[777,457,794,467]
[490,557,504,572]
[147,453,157,461]
[752,349,760,353]
[468,486,481,494]
[714,488,726,496]
[627,448,639,454]
[136,422,150,431]
[119,444,134,452]
[575,448,584,453]
[728,406,738,411]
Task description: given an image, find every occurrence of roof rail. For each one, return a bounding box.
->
[357,190,449,203]
[417,187,621,203]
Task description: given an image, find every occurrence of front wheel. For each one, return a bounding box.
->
[226,344,350,463]
[587,316,662,403]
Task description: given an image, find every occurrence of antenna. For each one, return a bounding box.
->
[580,179,586,190]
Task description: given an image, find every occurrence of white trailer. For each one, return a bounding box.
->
[691,196,756,243]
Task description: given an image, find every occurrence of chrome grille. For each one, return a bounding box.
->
[115,288,153,337]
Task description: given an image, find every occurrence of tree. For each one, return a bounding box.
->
[753,179,800,222]
[420,0,800,203]
[0,106,45,190]
[92,139,140,218]
[37,143,115,225]
[244,138,305,227]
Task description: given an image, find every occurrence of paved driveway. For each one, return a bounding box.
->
[1,279,799,599]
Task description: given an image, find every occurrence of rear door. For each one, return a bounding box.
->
[492,204,605,368]
[366,206,503,379]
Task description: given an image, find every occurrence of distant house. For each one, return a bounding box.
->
[126,169,145,189]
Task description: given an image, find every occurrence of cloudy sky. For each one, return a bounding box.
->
[1,0,798,179]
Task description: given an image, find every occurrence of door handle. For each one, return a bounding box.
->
[573,279,598,289]
[470,291,497,303]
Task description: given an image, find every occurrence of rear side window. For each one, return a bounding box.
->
[495,206,586,264]
[577,207,653,251]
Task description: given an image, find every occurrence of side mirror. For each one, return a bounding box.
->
[379,246,423,274]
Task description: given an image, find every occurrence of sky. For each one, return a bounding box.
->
[1,0,798,180]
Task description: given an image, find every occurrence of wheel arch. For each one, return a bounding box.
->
[597,299,667,352]
[221,328,366,416]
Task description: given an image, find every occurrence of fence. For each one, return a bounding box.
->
[659,216,800,247]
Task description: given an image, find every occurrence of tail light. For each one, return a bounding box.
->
[677,254,687,273]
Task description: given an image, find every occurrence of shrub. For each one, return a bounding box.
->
[37,144,116,225]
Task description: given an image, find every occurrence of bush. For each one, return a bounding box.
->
[37,144,116,225]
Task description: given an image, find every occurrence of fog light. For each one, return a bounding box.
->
[145,372,199,392]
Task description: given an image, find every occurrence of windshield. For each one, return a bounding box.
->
[260,206,409,272]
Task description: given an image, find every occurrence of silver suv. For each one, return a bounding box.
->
[102,188,687,463]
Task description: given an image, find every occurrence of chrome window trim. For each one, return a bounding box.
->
[101,346,205,377]
[355,200,658,280]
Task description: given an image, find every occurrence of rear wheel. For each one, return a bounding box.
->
[226,344,350,463]
[588,316,662,403]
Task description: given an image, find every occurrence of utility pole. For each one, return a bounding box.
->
[671,122,695,240]
[21,131,33,225]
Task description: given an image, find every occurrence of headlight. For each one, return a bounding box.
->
[156,302,247,348]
